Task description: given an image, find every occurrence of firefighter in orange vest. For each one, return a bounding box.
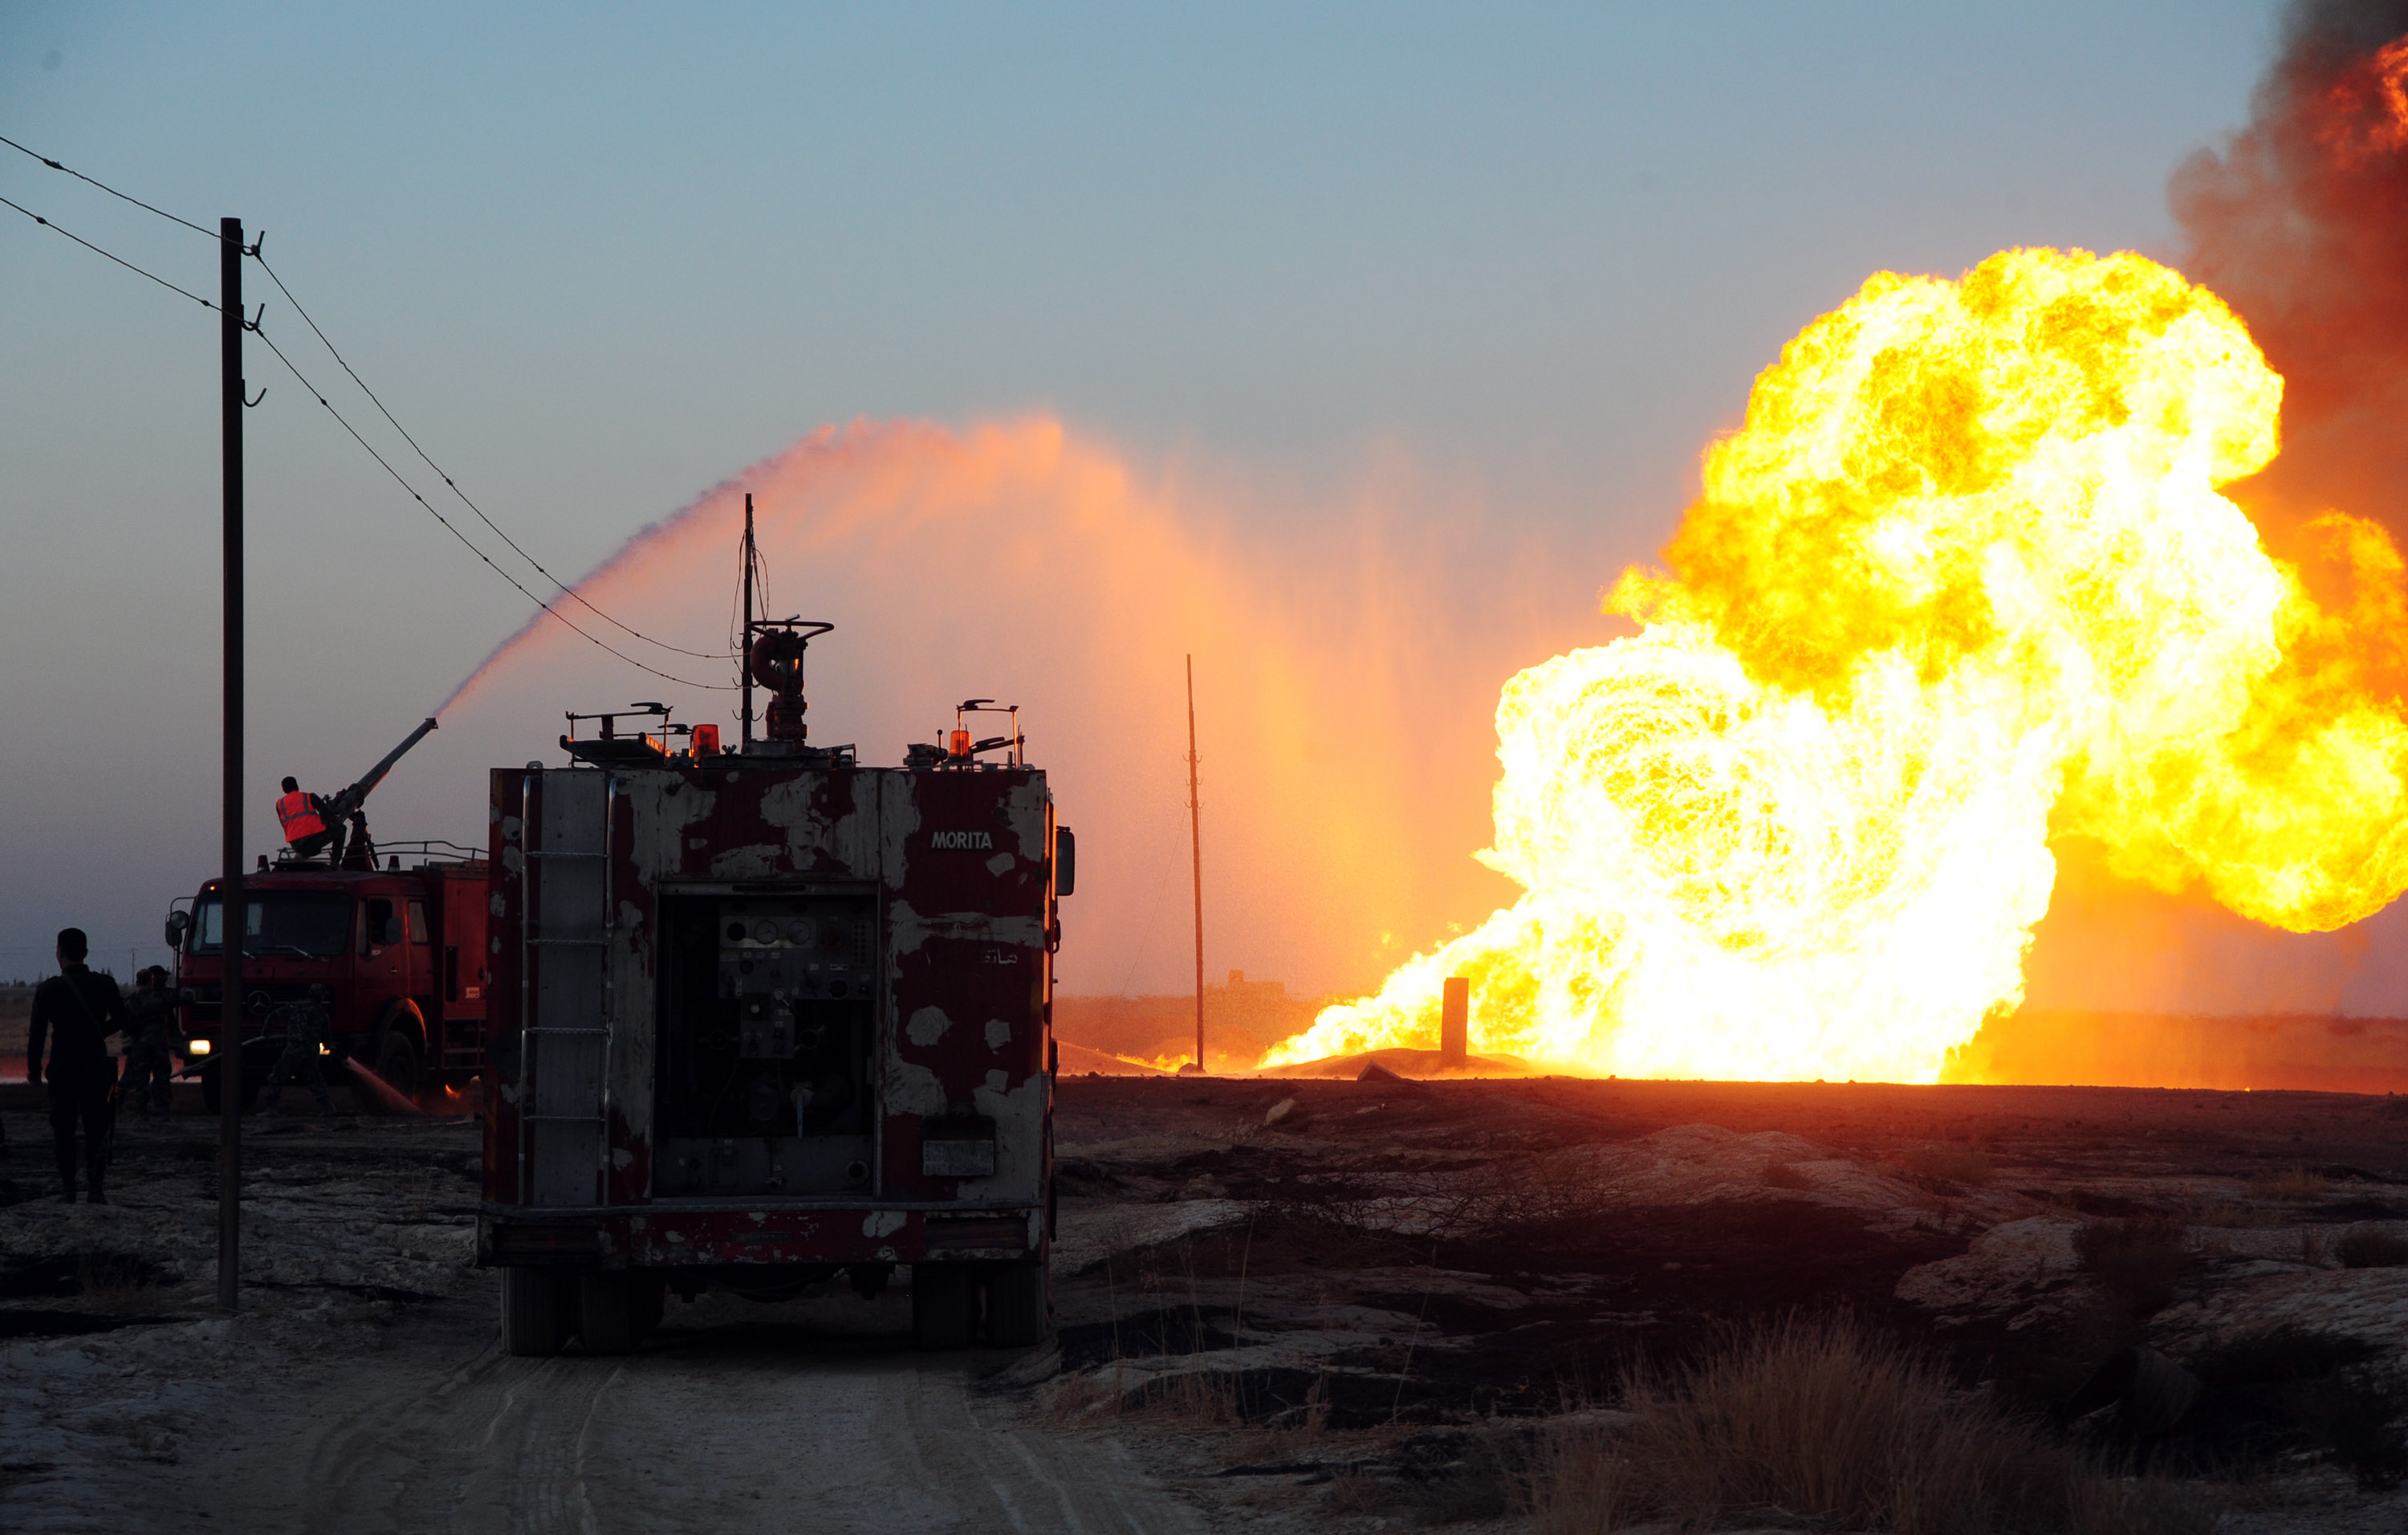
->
[277,776,337,861]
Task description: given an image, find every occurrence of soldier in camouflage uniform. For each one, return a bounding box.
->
[260,983,336,1115]
[116,966,184,1118]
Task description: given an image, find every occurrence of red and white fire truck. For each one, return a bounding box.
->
[478,620,1072,1355]
[168,720,492,1109]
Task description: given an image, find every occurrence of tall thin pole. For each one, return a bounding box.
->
[740,493,755,750]
[218,217,246,1313]
[1186,655,1203,1073]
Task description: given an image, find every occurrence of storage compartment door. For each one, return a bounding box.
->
[526,771,610,1207]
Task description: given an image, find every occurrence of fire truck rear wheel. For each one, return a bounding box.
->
[501,1267,572,1357]
[912,1262,975,1350]
[576,1271,641,1355]
[983,1262,1050,1347]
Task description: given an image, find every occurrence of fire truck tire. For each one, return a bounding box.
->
[983,1262,1050,1347]
[576,1271,640,1355]
[373,1024,423,1101]
[501,1267,571,1357]
[912,1263,975,1350]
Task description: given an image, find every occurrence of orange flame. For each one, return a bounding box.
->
[2316,35,2408,161]
[1266,248,2408,1082]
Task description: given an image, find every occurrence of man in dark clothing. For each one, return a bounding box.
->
[260,983,336,1115]
[27,927,128,1203]
[118,966,183,1118]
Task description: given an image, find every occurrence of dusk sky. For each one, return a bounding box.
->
[16,1,2384,1010]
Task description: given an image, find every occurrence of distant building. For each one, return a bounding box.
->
[1216,970,1286,1001]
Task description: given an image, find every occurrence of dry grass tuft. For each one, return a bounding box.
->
[2335,1227,2408,1269]
[1523,1315,2214,1535]
[75,1253,166,1315]
[1904,1142,1996,1187]
[2179,1199,2274,1229]
[2247,1165,2333,1203]
[1049,1360,1247,1428]
[1529,1424,1621,1535]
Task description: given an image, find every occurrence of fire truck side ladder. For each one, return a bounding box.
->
[516,771,615,1208]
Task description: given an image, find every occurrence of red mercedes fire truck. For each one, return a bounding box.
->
[168,719,491,1108]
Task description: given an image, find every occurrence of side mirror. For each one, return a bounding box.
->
[165,910,189,949]
[1054,827,1076,898]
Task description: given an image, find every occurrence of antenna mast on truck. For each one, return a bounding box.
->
[740,492,756,751]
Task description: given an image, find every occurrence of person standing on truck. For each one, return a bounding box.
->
[117,966,183,1118]
[26,927,128,1203]
[259,983,336,1115]
[276,776,337,862]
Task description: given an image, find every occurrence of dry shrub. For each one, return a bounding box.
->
[2179,1199,2272,1229]
[2193,1328,2408,1489]
[1144,1364,1245,1427]
[1325,1470,1390,1513]
[2076,1216,2190,1317]
[75,1253,164,1315]
[2247,1166,2332,1202]
[1529,1424,1621,1535]
[2335,1227,2408,1269]
[1047,1364,1133,1422]
[1525,1316,2214,1535]
[1051,1360,1247,1427]
[1905,1142,1996,1187]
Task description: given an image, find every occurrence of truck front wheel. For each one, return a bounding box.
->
[913,1263,975,1350]
[501,1267,571,1357]
[373,1028,422,1101]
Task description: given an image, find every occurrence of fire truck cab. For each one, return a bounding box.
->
[169,851,491,1109]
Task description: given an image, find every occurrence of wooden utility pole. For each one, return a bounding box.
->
[218,216,247,1312]
[1186,655,1203,1073]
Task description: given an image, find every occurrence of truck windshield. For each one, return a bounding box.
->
[191,892,352,957]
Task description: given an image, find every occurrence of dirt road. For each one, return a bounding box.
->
[0,1110,1209,1535]
[253,1321,1197,1534]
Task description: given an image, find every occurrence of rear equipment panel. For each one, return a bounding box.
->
[482,760,1059,1270]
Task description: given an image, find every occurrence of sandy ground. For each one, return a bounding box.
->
[4,1077,2408,1531]
[0,1105,1211,1534]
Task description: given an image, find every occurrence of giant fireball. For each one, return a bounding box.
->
[1267,248,2408,1081]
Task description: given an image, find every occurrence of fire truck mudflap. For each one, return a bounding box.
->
[480,747,1068,1357]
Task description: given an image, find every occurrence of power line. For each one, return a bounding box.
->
[0,131,217,238]
[2,129,738,694]
[249,253,726,662]
[248,325,736,692]
[0,192,220,311]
